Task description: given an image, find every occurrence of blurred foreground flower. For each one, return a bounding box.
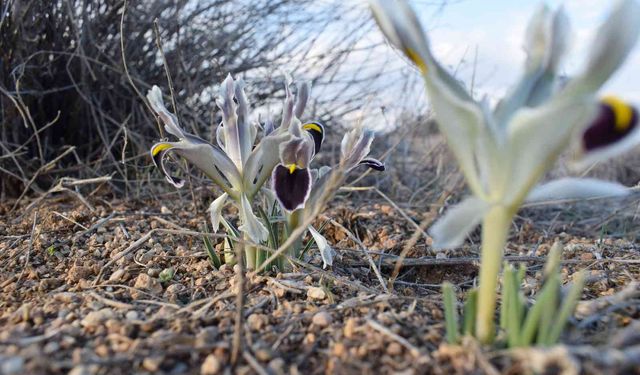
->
[371,0,640,343]
[149,74,383,270]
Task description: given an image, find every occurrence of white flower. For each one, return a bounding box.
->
[308,225,336,269]
[371,0,640,249]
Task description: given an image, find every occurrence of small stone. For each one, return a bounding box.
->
[95,344,110,357]
[580,252,594,261]
[268,358,286,375]
[68,365,98,375]
[125,310,139,321]
[67,265,92,282]
[343,318,357,339]
[195,327,219,348]
[1,356,24,375]
[312,311,332,327]
[333,342,347,357]
[255,348,272,362]
[247,313,268,331]
[108,268,126,282]
[43,341,60,354]
[143,356,163,372]
[387,342,403,356]
[307,287,326,300]
[132,274,163,299]
[81,308,114,328]
[147,268,161,277]
[160,206,172,214]
[218,264,230,273]
[201,354,222,375]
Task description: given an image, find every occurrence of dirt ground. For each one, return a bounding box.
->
[1,190,639,375]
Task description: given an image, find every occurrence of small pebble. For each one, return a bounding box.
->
[0,356,24,375]
[343,318,357,339]
[68,365,98,375]
[81,309,114,328]
[143,356,163,372]
[201,354,222,375]
[132,274,163,298]
[387,342,403,356]
[108,269,126,282]
[307,287,326,301]
[247,314,268,331]
[312,311,332,327]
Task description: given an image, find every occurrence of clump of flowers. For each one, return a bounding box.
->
[371,0,640,344]
[149,74,384,270]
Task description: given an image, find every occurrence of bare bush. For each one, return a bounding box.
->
[0,0,387,202]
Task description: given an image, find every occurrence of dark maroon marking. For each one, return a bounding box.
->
[304,122,324,155]
[358,157,385,171]
[583,103,637,152]
[272,165,311,211]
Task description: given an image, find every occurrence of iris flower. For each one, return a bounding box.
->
[149,73,384,270]
[370,0,640,342]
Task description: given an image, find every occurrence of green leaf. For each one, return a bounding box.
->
[220,217,240,238]
[462,289,477,336]
[223,237,235,265]
[159,267,175,283]
[537,273,559,346]
[500,263,513,331]
[547,270,586,344]
[202,224,222,269]
[257,205,279,250]
[46,245,56,256]
[442,282,460,344]
[520,275,557,346]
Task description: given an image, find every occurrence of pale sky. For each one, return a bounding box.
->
[414,0,640,102]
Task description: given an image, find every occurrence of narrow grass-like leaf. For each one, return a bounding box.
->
[462,288,477,336]
[203,227,222,268]
[513,264,527,330]
[220,216,240,238]
[442,282,460,344]
[504,264,524,348]
[500,263,513,331]
[537,273,559,346]
[547,270,586,344]
[257,206,278,249]
[520,277,557,346]
[223,237,235,265]
[543,242,563,277]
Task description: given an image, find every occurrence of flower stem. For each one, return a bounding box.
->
[286,209,303,262]
[244,233,256,270]
[476,205,513,344]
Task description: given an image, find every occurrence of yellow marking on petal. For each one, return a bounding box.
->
[405,48,428,74]
[302,123,322,133]
[151,143,173,156]
[287,164,297,174]
[602,96,633,132]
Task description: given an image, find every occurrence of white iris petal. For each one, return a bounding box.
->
[429,197,491,250]
[308,226,336,269]
[208,193,229,233]
[238,194,268,244]
[525,178,629,202]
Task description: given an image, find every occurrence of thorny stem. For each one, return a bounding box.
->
[476,205,514,344]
